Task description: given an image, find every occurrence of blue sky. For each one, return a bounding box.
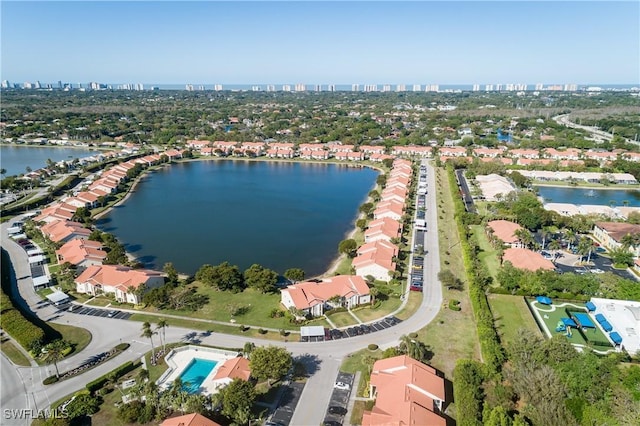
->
[2,1,639,85]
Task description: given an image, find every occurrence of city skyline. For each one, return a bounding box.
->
[1,1,639,84]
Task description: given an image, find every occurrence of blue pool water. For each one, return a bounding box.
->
[178,358,217,393]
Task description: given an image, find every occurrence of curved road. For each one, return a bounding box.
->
[553,113,639,147]
[0,161,442,425]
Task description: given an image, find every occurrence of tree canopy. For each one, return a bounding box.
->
[249,346,292,385]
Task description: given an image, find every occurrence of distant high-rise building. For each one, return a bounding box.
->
[364,84,378,92]
[396,84,406,92]
[352,84,360,91]
[425,84,439,92]
[295,83,306,92]
[214,84,223,91]
[485,84,494,91]
[564,83,577,91]
[495,84,503,91]
[266,84,275,92]
[35,81,42,89]
[315,84,322,92]
[472,84,480,91]
[282,84,291,91]
[57,80,63,89]
[185,84,194,91]
[1,80,9,89]
[328,84,335,92]
[251,85,261,91]
[412,84,421,92]
[135,83,144,91]
[382,84,392,92]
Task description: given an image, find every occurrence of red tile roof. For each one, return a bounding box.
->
[160,413,221,426]
[281,275,370,310]
[503,248,555,271]
[212,356,251,381]
[487,220,523,244]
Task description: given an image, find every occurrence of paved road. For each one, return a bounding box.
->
[553,114,639,147]
[1,160,443,426]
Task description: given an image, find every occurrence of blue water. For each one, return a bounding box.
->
[0,145,100,177]
[96,160,378,276]
[536,186,640,207]
[179,358,217,394]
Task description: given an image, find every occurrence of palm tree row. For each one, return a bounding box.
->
[141,320,170,365]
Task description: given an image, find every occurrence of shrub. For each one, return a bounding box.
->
[43,376,59,385]
[368,344,379,351]
[115,343,130,351]
[258,328,268,335]
[87,360,138,393]
[449,300,462,311]
[371,300,382,309]
[408,332,418,339]
[453,359,485,426]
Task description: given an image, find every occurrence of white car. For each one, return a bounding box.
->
[590,268,605,274]
[334,381,350,390]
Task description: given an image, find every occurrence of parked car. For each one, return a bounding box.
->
[107,310,119,317]
[328,406,348,415]
[334,381,350,390]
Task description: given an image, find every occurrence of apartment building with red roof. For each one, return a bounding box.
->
[56,239,107,270]
[593,222,640,257]
[352,240,398,282]
[373,200,404,221]
[41,220,91,243]
[364,217,402,243]
[487,220,524,247]
[362,355,446,426]
[503,248,555,272]
[160,413,221,426]
[210,356,251,391]
[75,264,164,304]
[280,275,370,317]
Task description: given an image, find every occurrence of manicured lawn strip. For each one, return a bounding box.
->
[395,291,422,321]
[142,286,296,330]
[470,225,501,282]
[86,297,113,307]
[350,400,373,426]
[488,294,541,347]
[354,296,402,322]
[128,313,286,342]
[0,339,31,366]
[326,311,359,327]
[334,255,354,275]
[36,287,54,298]
[48,322,93,356]
[341,348,384,397]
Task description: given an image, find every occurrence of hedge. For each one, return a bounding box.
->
[447,165,505,375]
[86,360,140,393]
[453,359,485,426]
[0,303,46,351]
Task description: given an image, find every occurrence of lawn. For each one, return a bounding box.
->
[49,322,92,357]
[354,296,402,322]
[86,297,114,307]
[395,291,423,321]
[488,294,542,348]
[0,339,32,366]
[470,224,501,283]
[326,310,359,327]
[350,400,375,426]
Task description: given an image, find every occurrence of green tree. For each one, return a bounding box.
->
[196,262,245,292]
[163,262,179,285]
[398,335,432,363]
[243,264,278,293]
[609,246,634,267]
[141,322,156,361]
[64,393,101,419]
[359,202,374,216]
[42,339,68,378]
[216,378,256,425]
[577,237,594,263]
[284,268,305,284]
[249,346,292,385]
[156,319,169,354]
[338,239,358,257]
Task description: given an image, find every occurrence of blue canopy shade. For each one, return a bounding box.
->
[561,317,577,327]
[610,332,623,344]
[595,313,607,324]
[574,312,595,328]
[586,301,596,312]
[536,296,552,305]
[600,320,613,332]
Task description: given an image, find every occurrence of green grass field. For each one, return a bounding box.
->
[0,339,32,366]
[488,294,542,348]
[470,225,501,283]
[326,310,359,327]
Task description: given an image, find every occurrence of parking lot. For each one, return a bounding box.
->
[299,316,402,342]
[66,305,132,320]
[270,381,306,426]
[324,372,355,425]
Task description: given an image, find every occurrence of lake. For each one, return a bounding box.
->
[0,145,100,177]
[96,160,378,276]
[536,185,640,207]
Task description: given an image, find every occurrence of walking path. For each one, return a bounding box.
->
[347,308,363,324]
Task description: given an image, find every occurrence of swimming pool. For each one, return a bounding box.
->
[179,358,217,393]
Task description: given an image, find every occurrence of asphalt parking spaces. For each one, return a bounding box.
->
[324,372,355,425]
[271,381,305,426]
[300,316,403,343]
[68,306,131,320]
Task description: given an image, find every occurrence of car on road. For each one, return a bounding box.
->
[590,268,605,274]
[334,381,350,390]
[328,406,348,415]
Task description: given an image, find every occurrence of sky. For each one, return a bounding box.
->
[1,1,639,85]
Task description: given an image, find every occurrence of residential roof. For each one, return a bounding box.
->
[160,413,221,426]
[503,248,555,272]
[362,355,446,426]
[75,264,163,291]
[487,220,523,244]
[56,239,107,265]
[475,174,516,201]
[211,356,251,382]
[595,222,640,243]
[281,275,370,310]
[41,220,91,243]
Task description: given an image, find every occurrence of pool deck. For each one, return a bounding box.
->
[156,345,241,395]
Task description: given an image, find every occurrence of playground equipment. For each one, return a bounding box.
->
[555,321,566,332]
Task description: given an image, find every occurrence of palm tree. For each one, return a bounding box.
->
[564,229,576,251]
[42,340,67,378]
[548,239,562,251]
[156,319,169,354]
[540,227,553,251]
[141,322,157,362]
[577,237,594,264]
[514,228,534,249]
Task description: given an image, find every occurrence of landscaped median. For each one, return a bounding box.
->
[43,343,131,385]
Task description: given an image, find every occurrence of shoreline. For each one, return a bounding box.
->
[533,182,640,191]
[91,156,385,278]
